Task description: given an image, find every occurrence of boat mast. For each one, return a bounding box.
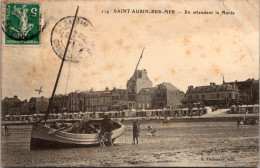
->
[120,47,145,111]
[43,7,79,121]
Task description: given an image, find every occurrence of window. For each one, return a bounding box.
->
[138,72,142,78]
[195,95,199,99]
[201,95,205,99]
[216,94,220,98]
[221,93,225,98]
[210,94,214,98]
[229,93,232,98]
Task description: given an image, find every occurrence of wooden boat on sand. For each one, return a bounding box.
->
[30,7,125,150]
[30,120,125,149]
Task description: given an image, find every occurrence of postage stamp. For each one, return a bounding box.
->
[51,16,95,63]
[4,3,40,45]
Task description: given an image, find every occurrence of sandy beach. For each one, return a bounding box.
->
[1,121,259,167]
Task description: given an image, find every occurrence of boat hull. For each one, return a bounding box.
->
[30,122,125,149]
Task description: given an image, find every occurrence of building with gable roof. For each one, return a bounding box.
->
[67,91,81,112]
[111,87,127,110]
[52,94,68,113]
[1,95,29,116]
[136,87,155,109]
[28,96,49,114]
[183,82,239,107]
[224,78,259,105]
[152,82,185,109]
[84,87,112,112]
[126,69,153,109]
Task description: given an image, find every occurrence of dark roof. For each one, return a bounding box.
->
[157,82,179,91]
[2,96,22,103]
[138,87,155,95]
[111,88,126,95]
[187,83,238,94]
[117,89,127,95]
[224,78,254,91]
[36,97,49,103]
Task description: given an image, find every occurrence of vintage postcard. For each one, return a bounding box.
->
[1,0,259,167]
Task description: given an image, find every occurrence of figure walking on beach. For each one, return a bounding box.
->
[4,125,9,136]
[132,120,140,144]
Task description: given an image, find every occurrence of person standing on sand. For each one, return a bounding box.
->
[102,115,114,146]
[132,120,140,144]
[98,126,105,147]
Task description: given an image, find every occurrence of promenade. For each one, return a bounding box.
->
[2,111,259,126]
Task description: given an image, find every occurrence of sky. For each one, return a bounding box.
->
[1,0,259,100]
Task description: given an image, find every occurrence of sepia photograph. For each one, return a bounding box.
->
[1,0,259,167]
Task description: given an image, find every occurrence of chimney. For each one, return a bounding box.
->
[210,82,215,86]
[14,95,18,99]
[232,83,236,90]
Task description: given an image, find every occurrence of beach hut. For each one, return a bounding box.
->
[122,110,130,117]
[252,105,259,113]
[77,112,83,119]
[191,108,198,116]
[117,111,123,118]
[56,113,62,119]
[171,109,179,117]
[22,115,31,121]
[95,112,105,118]
[130,109,137,117]
[48,113,53,119]
[135,109,143,117]
[73,112,78,119]
[246,105,254,114]
[182,108,188,116]
[5,115,10,121]
[230,105,237,114]
[163,108,171,117]
[158,109,164,116]
[238,105,247,114]
[20,115,25,121]
[62,113,68,119]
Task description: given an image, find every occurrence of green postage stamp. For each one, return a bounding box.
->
[5,3,40,45]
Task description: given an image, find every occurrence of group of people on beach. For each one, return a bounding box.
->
[98,116,157,146]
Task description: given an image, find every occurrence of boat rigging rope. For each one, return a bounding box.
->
[64,21,78,95]
[65,57,72,95]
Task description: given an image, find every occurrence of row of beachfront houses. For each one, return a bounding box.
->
[1,69,259,117]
